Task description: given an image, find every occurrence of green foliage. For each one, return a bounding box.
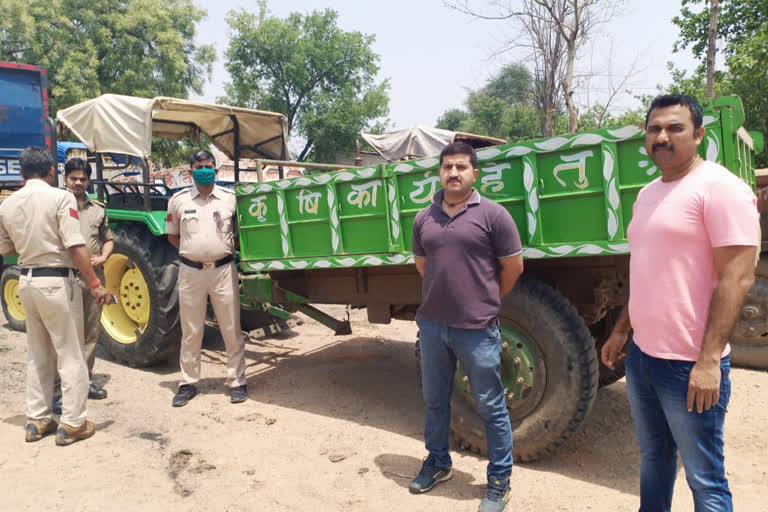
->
[434,64,542,142]
[0,0,215,167]
[673,0,768,165]
[222,4,390,162]
[436,109,470,131]
[0,0,215,115]
[151,136,211,169]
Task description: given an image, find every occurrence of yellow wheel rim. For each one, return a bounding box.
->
[101,254,151,344]
[3,277,25,321]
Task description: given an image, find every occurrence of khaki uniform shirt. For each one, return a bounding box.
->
[0,179,85,267]
[72,193,114,257]
[166,185,236,262]
[67,191,114,287]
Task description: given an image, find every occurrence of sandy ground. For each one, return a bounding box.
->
[0,306,766,512]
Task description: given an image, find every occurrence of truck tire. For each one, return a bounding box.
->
[99,224,180,367]
[450,277,599,462]
[591,307,628,387]
[1,265,26,331]
[730,278,768,369]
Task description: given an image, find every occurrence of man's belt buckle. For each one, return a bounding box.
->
[202,261,216,270]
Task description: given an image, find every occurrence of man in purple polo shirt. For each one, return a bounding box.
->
[409,142,524,512]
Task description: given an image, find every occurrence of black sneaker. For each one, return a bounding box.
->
[408,455,452,494]
[172,384,198,407]
[230,385,247,404]
[478,475,510,512]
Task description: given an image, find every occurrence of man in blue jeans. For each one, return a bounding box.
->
[601,94,758,511]
[410,142,524,512]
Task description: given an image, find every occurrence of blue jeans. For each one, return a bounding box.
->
[416,317,513,478]
[625,343,732,512]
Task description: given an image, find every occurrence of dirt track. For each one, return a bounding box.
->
[0,307,766,511]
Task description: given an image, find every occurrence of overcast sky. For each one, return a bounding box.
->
[191,0,701,130]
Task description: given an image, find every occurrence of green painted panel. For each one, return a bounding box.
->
[235,95,761,272]
[540,194,607,243]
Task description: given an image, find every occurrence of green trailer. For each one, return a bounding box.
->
[47,93,763,462]
[235,96,763,461]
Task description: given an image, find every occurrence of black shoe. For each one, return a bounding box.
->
[408,455,452,494]
[52,395,62,415]
[172,384,198,407]
[88,383,108,400]
[230,385,247,404]
[478,475,511,512]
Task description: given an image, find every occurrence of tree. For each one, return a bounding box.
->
[673,0,768,163]
[436,109,470,131]
[223,4,390,162]
[435,63,543,141]
[705,0,720,98]
[0,0,215,115]
[446,0,620,135]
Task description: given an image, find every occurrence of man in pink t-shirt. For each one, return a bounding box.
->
[601,94,758,512]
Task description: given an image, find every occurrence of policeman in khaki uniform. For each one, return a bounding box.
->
[0,147,112,445]
[52,158,114,404]
[166,150,246,406]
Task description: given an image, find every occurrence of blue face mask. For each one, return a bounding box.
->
[192,167,216,186]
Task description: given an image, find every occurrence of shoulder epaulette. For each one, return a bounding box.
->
[171,188,192,198]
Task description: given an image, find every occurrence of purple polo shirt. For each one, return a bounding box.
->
[412,189,522,329]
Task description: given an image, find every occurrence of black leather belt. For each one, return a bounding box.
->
[180,254,234,270]
[20,267,72,277]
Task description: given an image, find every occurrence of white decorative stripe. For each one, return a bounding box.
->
[415,157,439,168]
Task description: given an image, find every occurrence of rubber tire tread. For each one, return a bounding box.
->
[449,277,599,462]
[99,224,180,367]
[1,265,26,332]
[591,307,627,387]
[730,278,768,369]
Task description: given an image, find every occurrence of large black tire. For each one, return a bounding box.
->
[99,224,180,367]
[450,278,599,462]
[730,278,768,369]
[591,307,628,387]
[1,265,26,331]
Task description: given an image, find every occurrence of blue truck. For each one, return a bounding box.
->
[0,61,57,330]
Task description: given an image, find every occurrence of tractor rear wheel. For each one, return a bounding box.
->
[1,265,25,332]
[99,225,180,367]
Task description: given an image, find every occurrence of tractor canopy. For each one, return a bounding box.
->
[56,94,290,161]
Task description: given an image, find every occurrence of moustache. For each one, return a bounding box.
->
[652,143,673,152]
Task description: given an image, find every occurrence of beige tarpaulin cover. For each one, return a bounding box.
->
[56,94,290,160]
[361,125,505,161]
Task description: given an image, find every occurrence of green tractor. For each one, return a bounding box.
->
[53,95,293,367]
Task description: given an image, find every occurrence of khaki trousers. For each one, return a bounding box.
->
[53,272,103,392]
[178,261,245,388]
[80,276,103,377]
[19,272,87,427]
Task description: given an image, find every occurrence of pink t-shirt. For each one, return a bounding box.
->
[627,160,758,361]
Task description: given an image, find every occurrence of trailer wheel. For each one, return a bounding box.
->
[730,278,768,369]
[450,277,599,462]
[99,224,180,367]
[1,265,26,331]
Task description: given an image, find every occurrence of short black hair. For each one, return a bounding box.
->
[64,157,91,177]
[439,142,478,168]
[645,94,703,131]
[189,149,216,167]
[19,146,54,179]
